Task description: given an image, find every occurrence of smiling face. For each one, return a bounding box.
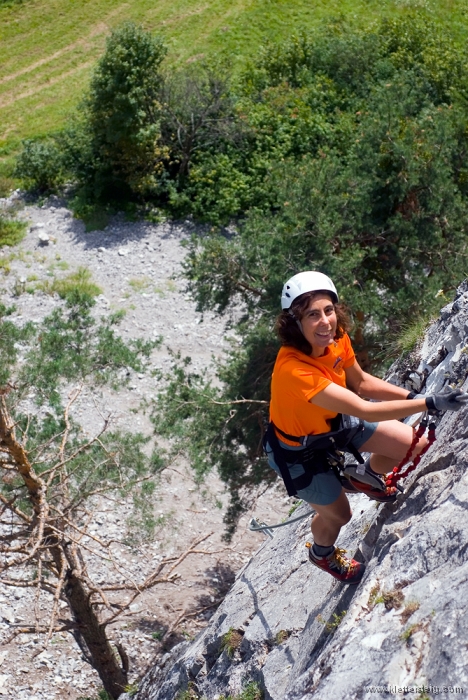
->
[299,293,337,357]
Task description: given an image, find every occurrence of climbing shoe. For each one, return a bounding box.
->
[306,543,365,585]
[339,475,360,492]
[346,476,397,503]
[342,460,386,490]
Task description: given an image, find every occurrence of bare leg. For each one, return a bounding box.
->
[307,422,427,551]
[360,420,428,475]
[307,490,365,583]
[308,490,351,546]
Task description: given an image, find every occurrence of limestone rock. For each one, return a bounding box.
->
[131,280,468,700]
[37,232,50,245]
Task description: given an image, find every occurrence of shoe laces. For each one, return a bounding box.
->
[331,548,354,572]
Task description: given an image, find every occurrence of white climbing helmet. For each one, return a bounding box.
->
[281,271,339,309]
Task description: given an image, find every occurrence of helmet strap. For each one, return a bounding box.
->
[288,308,303,334]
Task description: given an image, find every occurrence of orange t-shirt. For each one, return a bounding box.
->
[270,334,356,444]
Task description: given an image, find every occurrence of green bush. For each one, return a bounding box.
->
[182,154,251,224]
[39,267,102,302]
[159,64,237,181]
[0,176,15,198]
[14,13,468,224]
[68,193,110,232]
[223,682,263,700]
[176,680,262,700]
[153,16,468,535]
[220,627,244,658]
[11,13,468,535]
[0,214,26,246]
[84,22,168,200]
[14,138,65,192]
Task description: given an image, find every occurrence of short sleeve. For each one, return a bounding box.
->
[341,334,356,369]
[288,365,331,402]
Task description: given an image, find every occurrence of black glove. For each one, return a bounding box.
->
[425,388,468,412]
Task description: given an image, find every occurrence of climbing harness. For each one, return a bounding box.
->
[385,412,437,489]
[263,414,366,498]
[253,415,376,538]
[255,410,439,538]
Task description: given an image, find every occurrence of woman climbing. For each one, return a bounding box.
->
[266,271,468,585]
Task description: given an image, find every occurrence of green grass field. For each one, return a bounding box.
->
[1,0,467,176]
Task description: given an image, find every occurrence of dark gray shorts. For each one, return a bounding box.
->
[266,420,378,506]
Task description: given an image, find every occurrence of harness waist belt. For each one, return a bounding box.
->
[264,415,365,497]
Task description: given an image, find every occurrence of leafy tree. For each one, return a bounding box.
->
[85,22,168,199]
[0,296,196,698]
[160,65,238,181]
[14,23,168,201]
[153,17,468,535]
[12,14,468,537]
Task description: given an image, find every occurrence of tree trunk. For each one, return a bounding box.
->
[0,397,128,699]
[52,545,128,699]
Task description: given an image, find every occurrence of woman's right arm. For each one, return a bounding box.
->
[309,382,428,422]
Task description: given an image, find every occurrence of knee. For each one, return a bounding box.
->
[343,509,352,525]
[414,435,429,456]
[336,509,352,527]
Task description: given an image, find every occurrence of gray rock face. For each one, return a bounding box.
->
[132,282,468,700]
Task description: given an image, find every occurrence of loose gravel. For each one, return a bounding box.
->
[0,194,293,700]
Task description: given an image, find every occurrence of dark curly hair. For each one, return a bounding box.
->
[275,291,351,356]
